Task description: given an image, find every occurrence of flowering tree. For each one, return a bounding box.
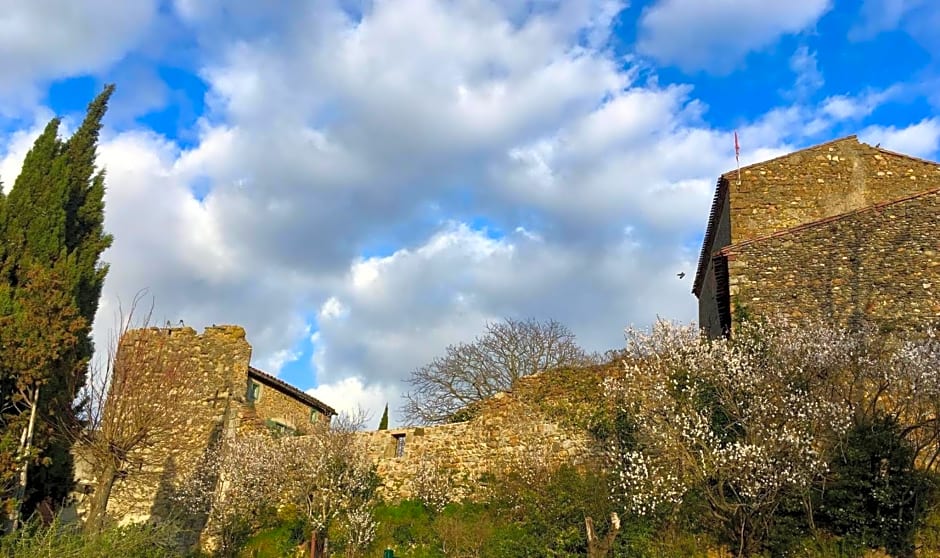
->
[605,320,853,556]
[178,413,376,557]
[409,453,462,512]
[176,434,289,554]
[606,317,940,556]
[282,424,376,558]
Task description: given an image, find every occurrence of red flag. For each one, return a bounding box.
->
[734,131,740,162]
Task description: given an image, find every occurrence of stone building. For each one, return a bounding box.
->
[694,135,940,337]
[75,325,335,524]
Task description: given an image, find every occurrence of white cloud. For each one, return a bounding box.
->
[820,86,903,121]
[789,46,824,99]
[309,224,696,422]
[637,0,831,73]
[307,377,395,426]
[850,0,925,39]
[0,0,160,106]
[318,297,348,320]
[859,118,940,159]
[849,0,940,56]
[3,0,900,425]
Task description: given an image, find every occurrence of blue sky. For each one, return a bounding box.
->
[1,0,938,425]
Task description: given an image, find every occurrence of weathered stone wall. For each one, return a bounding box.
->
[78,326,252,524]
[725,189,940,330]
[247,378,327,435]
[356,367,612,502]
[728,137,940,244]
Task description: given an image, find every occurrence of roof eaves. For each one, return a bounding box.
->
[692,176,728,296]
[247,366,337,416]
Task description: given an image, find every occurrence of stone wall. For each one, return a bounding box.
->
[724,189,940,330]
[356,366,612,502]
[76,326,252,524]
[728,137,940,244]
[245,376,327,435]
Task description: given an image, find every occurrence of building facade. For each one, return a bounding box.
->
[694,135,940,336]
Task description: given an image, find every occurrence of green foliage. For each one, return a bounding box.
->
[0,516,182,558]
[491,465,616,556]
[372,500,439,554]
[818,415,938,557]
[378,404,389,430]
[363,466,717,558]
[236,519,304,558]
[588,407,638,453]
[732,301,752,325]
[919,506,940,554]
[0,85,114,522]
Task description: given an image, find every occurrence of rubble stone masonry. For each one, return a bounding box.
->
[723,189,940,331]
[243,371,328,435]
[356,367,611,502]
[698,136,940,336]
[96,326,252,524]
[728,138,940,243]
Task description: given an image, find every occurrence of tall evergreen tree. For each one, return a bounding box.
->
[0,85,114,526]
[378,404,389,430]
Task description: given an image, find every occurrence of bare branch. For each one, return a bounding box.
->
[63,291,201,533]
[402,318,592,424]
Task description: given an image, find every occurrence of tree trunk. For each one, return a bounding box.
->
[310,530,326,558]
[10,386,40,532]
[585,512,620,558]
[84,462,118,534]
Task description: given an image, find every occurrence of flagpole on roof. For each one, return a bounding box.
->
[734,130,742,185]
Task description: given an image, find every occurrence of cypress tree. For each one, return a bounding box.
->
[0,85,114,524]
[378,404,389,430]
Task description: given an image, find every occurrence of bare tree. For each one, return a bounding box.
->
[68,292,198,533]
[403,318,591,425]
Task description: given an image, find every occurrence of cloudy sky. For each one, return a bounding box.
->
[1,0,938,425]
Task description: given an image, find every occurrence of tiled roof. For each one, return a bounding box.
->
[247,366,337,416]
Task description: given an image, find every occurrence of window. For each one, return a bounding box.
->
[265,419,296,437]
[246,379,261,403]
[310,409,320,424]
[393,434,406,458]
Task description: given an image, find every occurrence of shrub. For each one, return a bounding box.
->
[370,500,440,556]
[819,415,938,557]
[236,518,304,558]
[0,517,183,558]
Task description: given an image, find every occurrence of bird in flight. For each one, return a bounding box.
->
[677,272,686,279]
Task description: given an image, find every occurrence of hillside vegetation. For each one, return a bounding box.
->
[2,318,939,558]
